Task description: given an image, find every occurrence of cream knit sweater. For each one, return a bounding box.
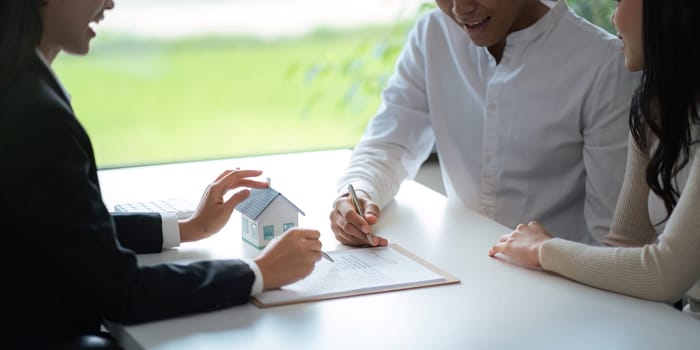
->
[540,134,700,317]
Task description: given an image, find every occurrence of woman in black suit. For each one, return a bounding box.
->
[0,1,324,348]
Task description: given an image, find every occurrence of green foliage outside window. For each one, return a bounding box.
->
[298,0,616,117]
[55,1,617,168]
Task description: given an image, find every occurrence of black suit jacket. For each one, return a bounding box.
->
[0,55,254,349]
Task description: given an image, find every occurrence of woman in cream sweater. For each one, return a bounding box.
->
[488,0,700,317]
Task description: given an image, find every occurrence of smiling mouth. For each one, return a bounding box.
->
[462,16,491,30]
[89,16,104,33]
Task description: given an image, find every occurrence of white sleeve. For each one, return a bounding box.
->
[160,212,181,249]
[337,16,435,207]
[242,259,264,296]
[580,50,640,243]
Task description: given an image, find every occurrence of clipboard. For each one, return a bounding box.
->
[251,243,460,308]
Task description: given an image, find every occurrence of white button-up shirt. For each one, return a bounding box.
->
[338,1,640,244]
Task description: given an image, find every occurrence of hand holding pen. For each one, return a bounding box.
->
[347,184,377,246]
[329,184,387,247]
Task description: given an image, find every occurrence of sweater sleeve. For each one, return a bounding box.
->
[539,139,700,303]
[603,135,658,247]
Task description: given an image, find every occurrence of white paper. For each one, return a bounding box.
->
[254,245,445,305]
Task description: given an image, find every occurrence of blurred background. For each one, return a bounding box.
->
[55,0,616,168]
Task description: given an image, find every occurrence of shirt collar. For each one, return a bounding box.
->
[35,48,72,102]
[503,0,566,46]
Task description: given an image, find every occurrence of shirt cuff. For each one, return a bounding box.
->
[243,259,264,296]
[160,212,181,249]
[337,181,375,200]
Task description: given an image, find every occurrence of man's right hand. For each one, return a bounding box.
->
[329,192,387,247]
[255,228,323,290]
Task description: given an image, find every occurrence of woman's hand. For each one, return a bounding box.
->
[255,228,323,290]
[179,169,268,242]
[488,221,553,268]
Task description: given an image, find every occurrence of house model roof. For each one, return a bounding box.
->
[236,187,305,220]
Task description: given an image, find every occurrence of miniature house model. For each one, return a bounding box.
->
[236,187,305,249]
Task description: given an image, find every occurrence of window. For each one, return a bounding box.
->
[263,225,275,240]
[283,223,296,232]
[54,0,614,168]
[242,217,249,234]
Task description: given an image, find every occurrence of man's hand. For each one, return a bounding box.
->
[329,191,387,247]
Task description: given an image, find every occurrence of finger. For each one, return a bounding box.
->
[343,233,367,246]
[375,235,389,247]
[341,212,373,242]
[345,207,372,233]
[215,169,264,185]
[223,178,270,191]
[366,232,384,247]
[307,239,323,252]
[334,197,372,230]
[211,178,267,196]
[516,223,527,231]
[300,229,321,240]
[528,220,543,229]
[331,221,367,246]
[488,242,507,257]
[330,210,369,245]
[364,202,380,215]
[363,203,381,224]
[367,233,376,247]
[214,169,235,182]
[224,189,251,210]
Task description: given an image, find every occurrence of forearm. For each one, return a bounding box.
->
[338,140,415,208]
[603,136,656,247]
[337,18,434,208]
[540,239,688,303]
[541,154,700,303]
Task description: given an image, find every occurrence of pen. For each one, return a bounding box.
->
[347,184,375,245]
[320,251,335,263]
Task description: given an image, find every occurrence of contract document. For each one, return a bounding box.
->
[252,244,459,307]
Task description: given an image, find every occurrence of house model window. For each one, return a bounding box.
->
[236,187,305,249]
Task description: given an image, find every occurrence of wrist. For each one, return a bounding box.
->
[254,257,273,290]
[535,238,552,268]
[178,219,197,242]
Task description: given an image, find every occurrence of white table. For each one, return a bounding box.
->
[99,150,700,350]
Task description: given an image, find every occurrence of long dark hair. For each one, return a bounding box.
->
[629,0,700,221]
[0,0,42,91]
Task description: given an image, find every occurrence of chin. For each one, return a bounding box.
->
[66,44,92,56]
[624,58,644,72]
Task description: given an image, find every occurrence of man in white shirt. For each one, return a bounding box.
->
[330,0,639,246]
